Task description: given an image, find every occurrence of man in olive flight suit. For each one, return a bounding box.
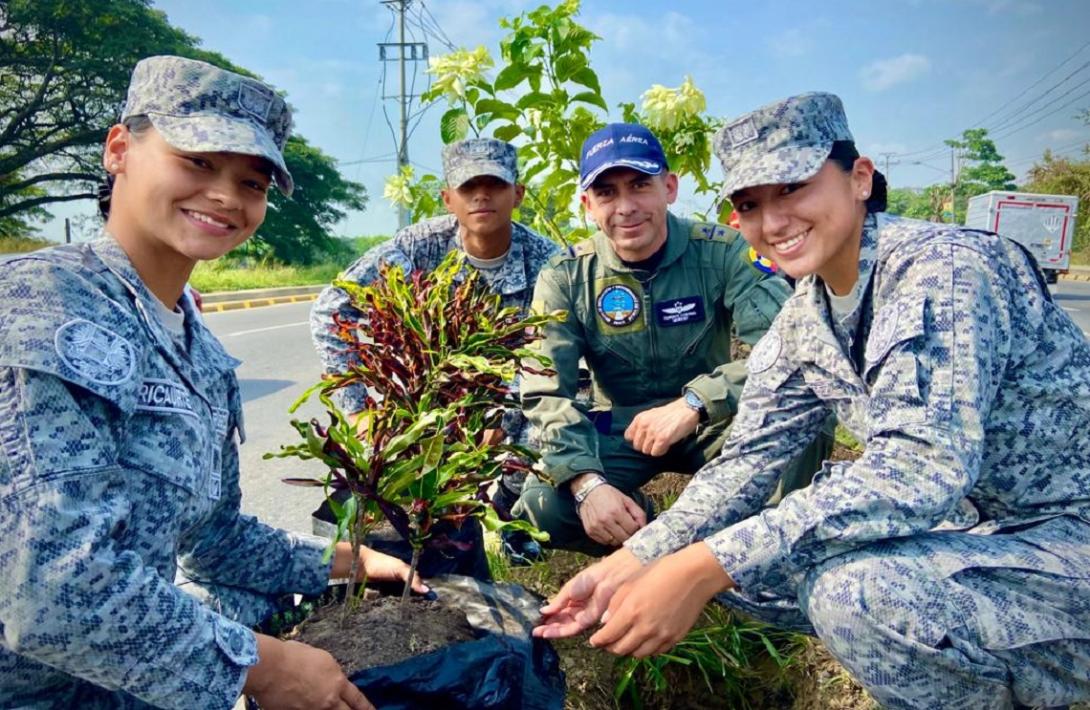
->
[515,123,831,555]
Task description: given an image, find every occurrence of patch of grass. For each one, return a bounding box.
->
[0,235,53,253]
[189,260,345,292]
[1071,247,1090,267]
[834,425,863,453]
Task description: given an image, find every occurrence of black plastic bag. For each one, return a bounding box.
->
[350,575,565,710]
[364,518,492,581]
[248,575,565,710]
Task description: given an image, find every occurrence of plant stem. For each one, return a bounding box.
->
[343,522,362,623]
[401,546,421,615]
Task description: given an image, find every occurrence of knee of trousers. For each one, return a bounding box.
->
[799,552,951,661]
[513,479,584,546]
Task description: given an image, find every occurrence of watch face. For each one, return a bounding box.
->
[684,390,702,409]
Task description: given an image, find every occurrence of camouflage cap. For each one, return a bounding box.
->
[713,92,852,202]
[441,138,518,188]
[122,55,294,196]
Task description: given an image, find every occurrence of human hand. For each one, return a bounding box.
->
[331,543,429,593]
[533,548,643,639]
[624,398,700,456]
[244,635,374,710]
[590,542,732,658]
[575,481,647,547]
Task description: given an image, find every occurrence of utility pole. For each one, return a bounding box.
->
[878,152,899,183]
[379,0,428,228]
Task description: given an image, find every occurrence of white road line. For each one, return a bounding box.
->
[226,321,308,337]
[1062,306,1080,312]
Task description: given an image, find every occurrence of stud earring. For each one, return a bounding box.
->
[109,162,119,172]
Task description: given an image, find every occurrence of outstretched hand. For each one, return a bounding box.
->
[590,542,733,658]
[533,548,642,639]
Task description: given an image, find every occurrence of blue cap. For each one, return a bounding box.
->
[579,123,668,190]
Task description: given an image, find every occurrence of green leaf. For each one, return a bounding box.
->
[494,63,530,91]
[570,67,601,93]
[571,91,608,111]
[492,123,522,142]
[474,98,521,121]
[554,53,586,82]
[440,107,470,144]
[516,91,554,110]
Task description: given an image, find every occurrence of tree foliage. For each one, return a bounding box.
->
[0,0,365,263]
[388,0,722,244]
[945,128,1016,222]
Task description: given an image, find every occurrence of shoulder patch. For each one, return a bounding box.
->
[553,238,596,262]
[690,222,738,243]
[746,329,782,374]
[55,318,136,386]
[745,246,779,275]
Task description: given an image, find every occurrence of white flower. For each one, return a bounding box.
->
[427,46,494,101]
[383,167,414,207]
[640,76,707,132]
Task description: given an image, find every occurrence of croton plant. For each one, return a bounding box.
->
[269,252,561,606]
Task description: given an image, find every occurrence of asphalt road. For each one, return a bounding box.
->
[202,301,328,536]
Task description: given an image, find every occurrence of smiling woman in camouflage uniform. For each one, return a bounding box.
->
[0,56,426,710]
[535,92,1090,709]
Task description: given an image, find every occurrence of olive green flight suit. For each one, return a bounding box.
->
[516,212,832,554]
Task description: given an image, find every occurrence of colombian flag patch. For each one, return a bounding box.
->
[747,246,778,275]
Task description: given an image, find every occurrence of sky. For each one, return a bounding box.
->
[48,0,1090,241]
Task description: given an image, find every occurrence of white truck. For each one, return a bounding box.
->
[965,191,1080,283]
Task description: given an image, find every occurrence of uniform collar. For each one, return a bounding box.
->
[91,234,241,376]
[593,210,688,274]
[454,222,532,296]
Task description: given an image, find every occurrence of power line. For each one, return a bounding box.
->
[971,40,1090,130]
[987,60,1090,135]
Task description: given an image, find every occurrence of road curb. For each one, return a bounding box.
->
[199,284,325,312]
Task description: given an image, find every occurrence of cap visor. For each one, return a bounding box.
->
[580,159,664,190]
[717,143,830,207]
[447,162,516,188]
[148,112,294,197]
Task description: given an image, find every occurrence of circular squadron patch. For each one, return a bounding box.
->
[865,302,900,365]
[596,284,641,327]
[746,329,782,374]
[55,319,136,386]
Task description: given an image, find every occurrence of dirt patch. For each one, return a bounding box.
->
[291,596,476,672]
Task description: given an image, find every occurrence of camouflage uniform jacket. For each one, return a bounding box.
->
[310,213,558,441]
[523,212,792,486]
[0,238,330,709]
[626,214,1090,600]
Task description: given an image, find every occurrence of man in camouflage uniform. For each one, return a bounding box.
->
[516,123,830,555]
[543,94,1090,709]
[310,137,558,560]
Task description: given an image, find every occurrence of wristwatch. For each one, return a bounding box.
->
[683,389,708,422]
[572,473,609,506]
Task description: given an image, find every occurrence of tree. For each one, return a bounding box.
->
[239,136,368,265]
[945,128,1016,222]
[1,0,366,263]
[1022,148,1090,253]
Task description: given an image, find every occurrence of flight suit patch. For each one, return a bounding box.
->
[746,246,779,275]
[654,296,705,327]
[596,283,642,328]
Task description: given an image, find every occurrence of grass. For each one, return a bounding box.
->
[188,260,346,292]
[0,235,53,253]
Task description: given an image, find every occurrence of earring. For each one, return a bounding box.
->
[109,162,120,172]
[861,191,870,199]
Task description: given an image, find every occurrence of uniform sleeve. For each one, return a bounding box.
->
[0,367,256,710]
[520,266,603,486]
[309,240,415,413]
[177,430,331,597]
[626,327,829,563]
[705,243,1006,597]
[684,243,792,424]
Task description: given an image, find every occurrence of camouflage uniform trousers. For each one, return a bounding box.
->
[717,515,1090,709]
